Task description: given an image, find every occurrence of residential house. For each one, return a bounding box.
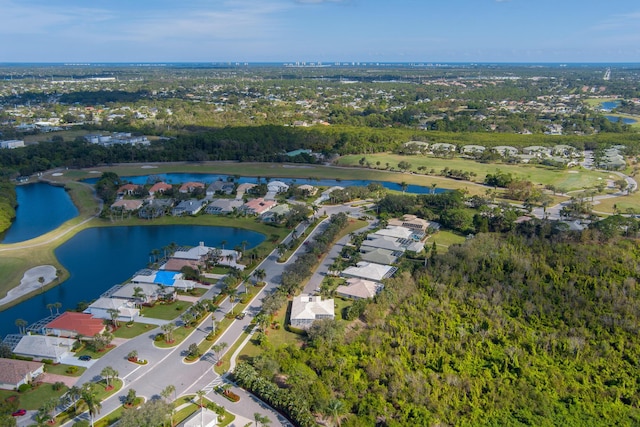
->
[44,312,106,338]
[460,145,486,155]
[336,278,383,300]
[179,182,205,194]
[111,199,143,211]
[297,184,317,196]
[522,146,551,157]
[139,198,174,219]
[148,182,172,196]
[371,226,416,241]
[110,282,175,304]
[241,198,277,215]
[342,262,397,282]
[360,236,405,252]
[172,199,207,216]
[387,214,430,232]
[206,180,235,196]
[13,336,75,363]
[130,270,197,291]
[0,358,44,390]
[493,146,519,157]
[430,142,456,153]
[290,294,335,329]
[261,204,291,223]
[85,298,139,322]
[360,248,398,265]
[117,184,142,196]
[172,242,242,269]
[267,181,289,193]
[204,198,243,215]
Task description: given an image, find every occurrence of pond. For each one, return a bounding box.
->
[1,183,78,243]
[604,115,637,125]
[0,225,264,338]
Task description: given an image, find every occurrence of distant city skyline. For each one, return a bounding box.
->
[1,0,639,63]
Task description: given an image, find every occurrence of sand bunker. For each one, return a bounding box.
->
[0,265,57,307]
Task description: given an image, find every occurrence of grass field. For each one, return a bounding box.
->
[337,153,611,192]
[142,301,192,321]
[44,363,86,377]
[426,230,467,250]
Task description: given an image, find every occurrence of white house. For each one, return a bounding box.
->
[342,262,397,282]
[13,336,75,363]
[85,298,139,322]
[267,181,289,193]
[180,407,218,427]
[290,294,334,329]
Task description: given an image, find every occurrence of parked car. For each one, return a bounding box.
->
[235,312,246,320]
[12,409,26,417]
[78,355,92,361]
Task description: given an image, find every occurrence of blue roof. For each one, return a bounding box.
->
[155,271,177,286]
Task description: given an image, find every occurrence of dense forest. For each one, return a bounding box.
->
[236,223,640,426]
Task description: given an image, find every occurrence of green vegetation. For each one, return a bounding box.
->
[112,322,157,339]
[141,301,192,320]
[44,363,86,377]
[235,223,640,426]
[0,382,67,411]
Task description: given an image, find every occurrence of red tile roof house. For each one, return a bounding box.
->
[241,198,277,215]
[0,358,44,390]
[117,183,142,196]
[179,182,205,194]
[148,182,173,196]
[44,312,106,338]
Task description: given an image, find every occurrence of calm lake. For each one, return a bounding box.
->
[604,115,637,125]
[1,183,78,243]
[0,225,264,338]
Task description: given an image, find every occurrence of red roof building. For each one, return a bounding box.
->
[117,183,141,195]
[179,182,205,193]
[149,182,172,196]
[45,312,106,338]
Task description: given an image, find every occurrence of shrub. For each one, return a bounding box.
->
[41,359,54,365]
[154,334,164,342]
[66,366,78,374]
[18,384,31,393]
[72,421,90,427]
[52,381,65,391]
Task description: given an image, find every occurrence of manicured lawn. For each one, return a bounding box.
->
[426,230,467,250]
[178,287,208,298]
[44,363,86,377]
[142,301,192,320]
[0,382,67,410]
[76,343,117,359]
[113,322,158,339]
[592,192,640,214]
[337,153,611,192]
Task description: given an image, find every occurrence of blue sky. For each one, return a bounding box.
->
[1,0,639,63]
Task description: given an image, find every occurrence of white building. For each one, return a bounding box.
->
[342,262,397,282]
[0,139,25,149]
[13,336,75,363]
[336,278,383,300]
[290,294,334,329]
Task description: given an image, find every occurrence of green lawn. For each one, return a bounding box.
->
[44,363,86,377]
[0,382,67,410]
[76,343,117,360]
[141,301,192,320]
[426,230,467,250]
[178,287,208,298]
[337,153,611,192]
[113,322,158,339]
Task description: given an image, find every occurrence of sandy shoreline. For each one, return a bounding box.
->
[0,265,57,307]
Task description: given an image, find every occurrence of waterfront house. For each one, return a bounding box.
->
[179,182,205,194]
[172,199,207,216]
[13,336,75,363]
[85,298,139,322]
[297,184,317,196]
[204,198,243,215]
[44,312,106,338]
[139,198,174,219]
[149,182,172,196]
[111,282,175,304]
[111,199,143,212]
[117,183,142,196]
[206,179,235,196]
[241,198,277,215]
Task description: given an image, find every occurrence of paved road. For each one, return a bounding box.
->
[47,204,360,427]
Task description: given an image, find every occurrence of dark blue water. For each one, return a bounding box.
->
[84,173,446,195]
[604,115,636,124]
[1,183,78,243]
[600,101,620,111]
[0,225,264,338]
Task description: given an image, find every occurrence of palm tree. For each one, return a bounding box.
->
[15,318,27,335]
[212,342,228,364]
[220,240,227,250]
[241,240,249,253]
[431,183,438,194]
[254,412,271,427]
[54,302,62,315]
[67,385,82,413]
[81,383,102,427]
[253,268,266,285]
[161,322,176,343]
[227,289,238,314]
[100,366,118,388]
[161,384,177,427]
[106,308,120,328]
[327,399,346,427]
[47,303,55,316]
[399,181,408,194]
[196,389,206,408]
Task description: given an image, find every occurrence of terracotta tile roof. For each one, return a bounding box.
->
[45,312,105,337]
